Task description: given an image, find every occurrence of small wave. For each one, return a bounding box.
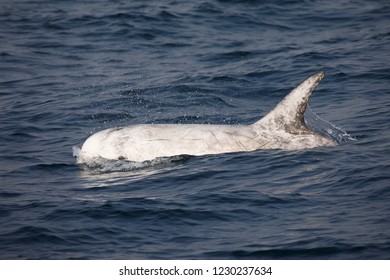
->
[305,106,356,144]
[73,146,190,173]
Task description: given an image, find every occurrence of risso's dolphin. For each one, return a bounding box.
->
[79,71,336,163]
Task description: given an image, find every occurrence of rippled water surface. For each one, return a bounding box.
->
[1,0,389,259]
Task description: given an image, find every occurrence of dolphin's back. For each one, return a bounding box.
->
[79,72,336,163]
[82,124,264,162]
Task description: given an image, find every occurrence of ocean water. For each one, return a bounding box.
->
[0,0,389,259]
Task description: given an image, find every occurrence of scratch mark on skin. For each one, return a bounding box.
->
[245,134,270,148]
[257,140,271,149]
[244,134,261,144]
[223,131,251,150]
[210,131,223,149]
[234,140,248,150]
[178,129,190,144]
[224,131,238,136]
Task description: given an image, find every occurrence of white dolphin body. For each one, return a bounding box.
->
[79,72,336,163]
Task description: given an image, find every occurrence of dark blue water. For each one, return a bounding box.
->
[1,0,389,259]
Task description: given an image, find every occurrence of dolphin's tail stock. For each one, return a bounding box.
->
[254,71,325,135]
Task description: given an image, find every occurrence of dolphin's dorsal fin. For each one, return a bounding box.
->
[254,71,325,134]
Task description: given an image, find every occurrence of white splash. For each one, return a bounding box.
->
[305,106,356,144]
